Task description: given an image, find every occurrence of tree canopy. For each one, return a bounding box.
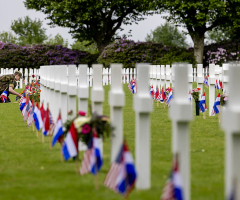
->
[145,22,189,48]
[0,31,17,44]
[11,16,48,46]
[157,0,240,64]
[45,33,69,48]
[24,0,157,53]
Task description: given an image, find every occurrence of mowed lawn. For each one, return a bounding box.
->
[0,83,224,200]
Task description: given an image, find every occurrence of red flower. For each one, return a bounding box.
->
[197,88,201,91]
[82,124,91,134]
[78,111,86,116]
[39,76,41,79]
[32,74,35,78]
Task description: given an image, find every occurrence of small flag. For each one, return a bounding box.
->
[33,101,43,131]
[27,102,35,126]
[150,86,154,99]
[43,107,50,136]
[19,91,25,106]
[131,81,137,94]
[80,131,103,175]
[188,91,192,103]
[211,93,221,116]
[104,142,137,197]
[0,91,8,103]
[199,92,207,113]
[166,90,173,107]
[23,100,32,121]
[161,155,184,200]
[52,112,64,147]
[155,86,160,101]
[215,80,220,90]
[219,80,223,89]
[160,87,165,103]
[62,123,78,160]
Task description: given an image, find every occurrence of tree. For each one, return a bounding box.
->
[71,40,98,54]
[206,26,240,44]
[157,0,240,64]
[0,31,17,44]
[24,0,156,54]
[45,33,69,47]
[145,22,189,48]
[11,16,48,46]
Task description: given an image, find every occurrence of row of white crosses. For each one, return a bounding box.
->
[40,63,152,190]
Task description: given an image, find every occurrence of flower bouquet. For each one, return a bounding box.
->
[191,88,201,102]
[220,94,228,106]
[64,110,112,146]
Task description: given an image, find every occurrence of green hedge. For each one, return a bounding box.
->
[98,39,196,68]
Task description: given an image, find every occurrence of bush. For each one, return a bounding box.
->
[204,39,240,66]
[0,42,98,69]
[98,39,196,68]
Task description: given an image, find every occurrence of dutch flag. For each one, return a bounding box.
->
[199,92,207,113]
[62,123,78,160]
[211,93,221,116]
[167,90,173,107]
[0,91,8,103]
[33,101,43,131]
[215,80,220,90]
[188,91,192,103]
[52,113,64,147]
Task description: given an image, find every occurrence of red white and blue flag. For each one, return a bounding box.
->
[1,90,8,103]
[188,91,192,103]
[199,92,207,113]
[211,93,221,116]
[150,86,154,99]
[62,123,78,160]
[204,76,209,87]
[104,142,137,197]
[52,112,64,147]
[27,101,35,126]
[23,100,32,121]
[131,81,137,94]
[160,87,165,103]
[219,80,223,89]
[161,155,184,200]
[33,101,43,131]
[80,131,103,175]
[215,80,220,90]
[166,90,173,107]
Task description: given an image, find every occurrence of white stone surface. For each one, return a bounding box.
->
[109,64,125,162]
[134,63,153,189]
[169,63,192,200]
[222,63,240,200]
[209,64,216,116]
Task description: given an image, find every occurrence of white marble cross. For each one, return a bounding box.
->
[169,63,192,200]
[134,63,153,189]
[222,63,240,200]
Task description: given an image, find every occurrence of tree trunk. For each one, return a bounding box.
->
[192,35,205,64]
[96,41,109,55]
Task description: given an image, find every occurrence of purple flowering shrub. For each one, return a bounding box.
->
[98,38,196,68]
[0,43,98,69]
[204,39,240,66]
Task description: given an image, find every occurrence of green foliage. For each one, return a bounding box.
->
[156,0,240,63]
[71,40,98,54]
[24,0,157,53]
[11,16,48,46]
[0,31,17,44]
[98,38,196,68]
[45,33,69,48]
[145,22,189,48]
[203,39,240,66]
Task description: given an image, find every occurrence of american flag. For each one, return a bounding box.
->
[80,148,93,175]
[104,162,122,191]
[161,179,174,200]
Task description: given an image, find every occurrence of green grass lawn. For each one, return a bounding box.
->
[0,83,224,200]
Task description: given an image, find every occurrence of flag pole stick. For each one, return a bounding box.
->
[95,172,99,190]
[75,155,79,174]
[36,130,39,137]
[42,132,44,143]
[49,134,52,150]
[203,111,206,119]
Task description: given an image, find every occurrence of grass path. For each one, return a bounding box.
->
[0,83,224,200]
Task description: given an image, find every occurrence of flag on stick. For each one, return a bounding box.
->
[211,93,221,116]
[52,112,64,147]
[104,141,137,197]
